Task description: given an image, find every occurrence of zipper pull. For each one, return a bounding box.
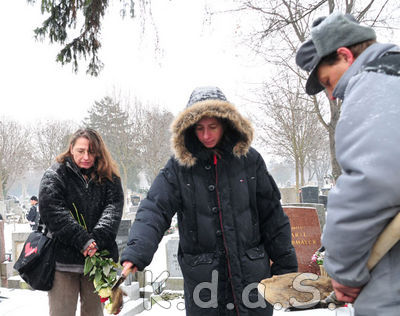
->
[213,154,217,165]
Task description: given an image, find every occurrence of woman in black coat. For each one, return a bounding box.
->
[39,128,124,316]
[121,87,297,316]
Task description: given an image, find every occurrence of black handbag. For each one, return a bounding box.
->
[13,224,56,291]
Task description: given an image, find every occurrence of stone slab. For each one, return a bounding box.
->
[283,206,322,273]
[165,238,182,278]
[165,277,184,291]
[279,187,298,204]
[119,297,147,316]
[120,282,140,301]
[0,220,5,262]
[283,203,326,232]
[1,261,13,277]
[12,231,30,266]
[116,219,131,259]
[301,186,319,204]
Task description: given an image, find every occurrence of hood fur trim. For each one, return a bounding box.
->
[171,99,254,167]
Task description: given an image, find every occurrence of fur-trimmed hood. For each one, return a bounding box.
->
[171,87,254,167]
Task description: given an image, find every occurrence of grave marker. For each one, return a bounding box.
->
[283,206,322,273]
[166,238,182,278]
[301,186,319,204]
[116,219,131,258]
[165,237,183,290]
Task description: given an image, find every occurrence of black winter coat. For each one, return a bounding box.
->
[39,157,124,265]
[27,204,40,230]
[121,93,297,316]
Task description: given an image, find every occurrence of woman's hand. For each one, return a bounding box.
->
[122,261,138,276]
[83,241,98,257]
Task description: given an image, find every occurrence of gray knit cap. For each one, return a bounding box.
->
[186,86,227,108]
[296,12,376,95]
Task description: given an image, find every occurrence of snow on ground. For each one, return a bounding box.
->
[0,288,354,316]
[1,224,354,315]
[147,230,179,276]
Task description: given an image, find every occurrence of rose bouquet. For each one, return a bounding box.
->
[311,249,328,277]
[84,250,121,314]
[311,250,324,265]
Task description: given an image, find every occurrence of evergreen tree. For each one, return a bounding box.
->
[83,96,140,211]
[28,0,136,76]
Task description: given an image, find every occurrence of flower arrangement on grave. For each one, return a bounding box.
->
[311,250,324,265]
[84,250,121,314]
[311,247,328,277]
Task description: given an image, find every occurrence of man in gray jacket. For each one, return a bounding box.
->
[296,12,400,316]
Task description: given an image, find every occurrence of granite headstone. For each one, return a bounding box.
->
[301,186,319,204]
[165,237,184,290]
[166,238,182,278]
[116,219,131,258]
[283,203,326,232]
[283,206,322,273]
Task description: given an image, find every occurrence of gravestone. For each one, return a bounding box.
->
[116,219,131,258]
[283,206,322,273]
[0,201,6,221]
[301,186,319,204]
[165,237,183,290]
[166,238,182,278]
[279,187,298,204]
[0,220,4,286]
[283,203,326,232]
[0,220,4,262]
[318,195,328,208]
[12,231,31,264]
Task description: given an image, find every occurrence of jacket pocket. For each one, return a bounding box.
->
[178,252,218,285]
[183,253,214,266]
[242,245,270,283]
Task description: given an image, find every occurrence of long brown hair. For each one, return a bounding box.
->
[56,128,120,182]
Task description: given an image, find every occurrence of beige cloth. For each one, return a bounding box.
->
[48,271,103,316]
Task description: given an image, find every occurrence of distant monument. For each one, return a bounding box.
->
[279,187,298,204]
[301,186,319,204]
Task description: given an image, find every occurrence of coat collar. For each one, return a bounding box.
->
[334,43,399,100]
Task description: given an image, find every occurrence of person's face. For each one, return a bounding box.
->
[317,47,354,100]
[30,199,37,205]
[70,137,95,169]
[195,117,224,149]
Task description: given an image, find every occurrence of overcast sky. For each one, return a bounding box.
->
[0,1,268,123]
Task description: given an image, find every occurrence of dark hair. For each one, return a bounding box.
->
[320,39,377,66]
[185,116,241,153]
[56,128,120,182]
[30,195,38,201]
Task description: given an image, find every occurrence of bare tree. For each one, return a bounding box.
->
[306,137,331,187]
[268,159,295,187]
[83,95,139,213]
[0,119,33,199]
[138,107,173,184]
[220,0,400,180]
[253,74,326,195]
[32,119,77,171]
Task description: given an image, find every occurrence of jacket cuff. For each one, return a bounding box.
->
[81,238,95,252]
